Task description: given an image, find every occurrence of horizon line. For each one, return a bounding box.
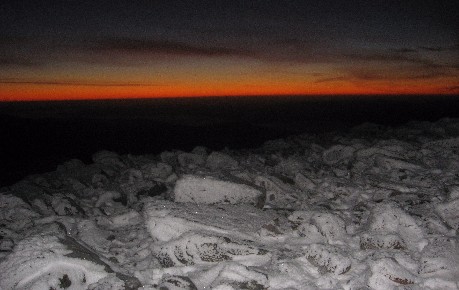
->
[1,93,458,103]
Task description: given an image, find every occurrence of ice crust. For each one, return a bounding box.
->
[1,118,459,289]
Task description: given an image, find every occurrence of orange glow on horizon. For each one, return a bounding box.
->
[0,80,456,101]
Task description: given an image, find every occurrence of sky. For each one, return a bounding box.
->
[0,0,458,101]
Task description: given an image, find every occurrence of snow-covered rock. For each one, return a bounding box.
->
[0,235,108,290]
[436,198,459,230]
[172,174,265,207]
[152,232,270,267]
[368,202,426,251]
[144,200,274,242]
[368,258,417,289]
[303,243,352,275]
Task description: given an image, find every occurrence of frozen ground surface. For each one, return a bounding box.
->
[1,118,459,289]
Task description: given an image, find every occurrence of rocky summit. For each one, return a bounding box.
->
[1,118,459,289]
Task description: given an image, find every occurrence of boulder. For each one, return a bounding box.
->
[172,174,265,208]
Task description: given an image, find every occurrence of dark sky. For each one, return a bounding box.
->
[1,0,458,100]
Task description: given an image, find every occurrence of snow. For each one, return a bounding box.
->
[1,118,459,289]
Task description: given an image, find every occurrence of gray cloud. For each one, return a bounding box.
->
[0,57,42,68]
[94,37,251,58]
[0,79,166,87]
[419,45,459,52]
[343,52,442,67]
[315,76,347,83]
[346,68,453,82]
[391,48,417,53]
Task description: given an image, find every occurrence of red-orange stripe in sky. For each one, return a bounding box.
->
[0,80,455,101]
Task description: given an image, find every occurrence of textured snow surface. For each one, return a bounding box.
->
[1,118,459,289]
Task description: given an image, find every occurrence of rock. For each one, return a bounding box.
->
[261,138,292,153]
[92,173,110,188]
[360,233,406,250]
[144,200,273,242]
[160,151,179,167]
[105,210,142,229]
[0,235,109,290]
[172,174,265,208]
[205,263,269,290]
[322,145,355,165]
[206,151,239,171]
[309,212,347,244]
[273,156,305,176]
[119,169,144,185]
[448,185,459,200]
[368,202,426,251]
[77,219,114,253]
[158,275,197,290]
[374,155,423,172]
[294,172,316,191]
[137,182,168,197]
[0,194,40,221]
[419,236,459,280]
[56,158,86,172]
[92,151,125,168]
[96,190,122,207]
[259,220,283,237]
[287,211,348,245]
[368,258,417,289]
[61,234,142,290]
[436,198,459,230]
[191,146,208,156]
[303,244,351,275]
[355,146,404,161]
[87,273,126,290]
[9,180,47,202]
[51,194,84,216]
[254,175,299,208]
[177,152,206,168]
[141,162,173,181]
[152,232,269,267]
[118,169,158,205]
[4,119,459,289]
[0,238,14,253]
[423,137,459,151]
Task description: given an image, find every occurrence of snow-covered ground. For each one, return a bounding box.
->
[1,118,459,289]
